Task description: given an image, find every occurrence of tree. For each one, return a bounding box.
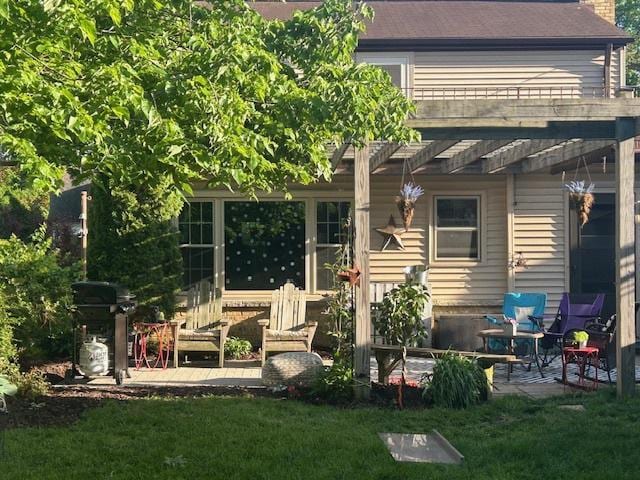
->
[87,176,183,316]
[0,0,417,210]
[617,0,639,85]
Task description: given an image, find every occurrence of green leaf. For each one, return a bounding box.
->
[0,376,17,396]
[168,145,183,157]
[43,0,62,13]
[108,6,122,27]
[0,0,9,20]
[78,17,97,45]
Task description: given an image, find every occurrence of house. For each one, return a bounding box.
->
[178,0,639,382]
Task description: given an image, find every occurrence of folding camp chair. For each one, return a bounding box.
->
[532,293,605,367]
[485,292,547,356]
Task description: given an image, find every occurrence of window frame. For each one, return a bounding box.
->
[355,52,413,93]
[430,193,485,264]
[178,200,216,289]
[179,194,356,295]
[313,199,354,293]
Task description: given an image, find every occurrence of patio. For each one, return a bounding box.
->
[84,354,640,398]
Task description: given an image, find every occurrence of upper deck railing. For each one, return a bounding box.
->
[405,86,611,100]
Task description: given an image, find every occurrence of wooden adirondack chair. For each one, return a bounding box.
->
[258,283,317,366]
[171,280,230,368]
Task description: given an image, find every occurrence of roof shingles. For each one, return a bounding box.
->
[251,1,632,46]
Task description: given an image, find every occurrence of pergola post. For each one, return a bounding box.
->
[615,117,636,397]
[354,144,371,398]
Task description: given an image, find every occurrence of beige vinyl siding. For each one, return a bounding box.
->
[512,175,567,315]
[413,50,621,98]
[368,175,507,306]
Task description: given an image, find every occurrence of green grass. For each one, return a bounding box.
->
[3,390,640,480]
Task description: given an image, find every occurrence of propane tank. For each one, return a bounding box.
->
[79,337,109,376]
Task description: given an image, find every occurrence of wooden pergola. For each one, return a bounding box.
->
[337,97,640,398]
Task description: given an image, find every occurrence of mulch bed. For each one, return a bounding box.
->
[0,384,282,430]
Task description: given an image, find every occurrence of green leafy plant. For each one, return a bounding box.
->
[0,375,18,413]
[0,228,78,363]
[225,337,252,360]
[423,352,488,409]
[0,359,49,403]
[310,362,354,404]
[374,282,430,384]
[0,0,416,206]
[572,331,589,344]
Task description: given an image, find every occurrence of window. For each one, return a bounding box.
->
[179,201,214,288]
[434,196,480,260]
[316,201,352,290]
[356,53,410,91]
[224,201,305,290]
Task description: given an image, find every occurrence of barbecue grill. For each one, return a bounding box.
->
[70,281,136,385]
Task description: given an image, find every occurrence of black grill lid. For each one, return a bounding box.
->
[72,281,134,305]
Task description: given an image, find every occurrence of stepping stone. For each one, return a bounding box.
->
[557,404,586,412]
[378,430,464,464]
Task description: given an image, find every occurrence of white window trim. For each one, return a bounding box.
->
[428,192,486,265]
[181,195,354,295]
[312,199,353,293]
[178,200,216,288]
[356,52,413,92]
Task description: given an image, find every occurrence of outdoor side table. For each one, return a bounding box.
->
[477,329,545,380]
[562,346,599,391]
[132,322,172,370]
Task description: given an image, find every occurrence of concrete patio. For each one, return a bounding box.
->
[84,354,640,398]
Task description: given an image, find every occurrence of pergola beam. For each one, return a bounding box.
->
[418,122,621,141]
[369,142,402,172]
[410,98,640,126]
[482,139,564,173]
[331,142,350,170]
[407,140,458,172]
[518,140,614,173]
[441,139,513,173]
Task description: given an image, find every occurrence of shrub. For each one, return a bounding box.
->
[423,352,488,409]
[88,178,183,317]
[0,359,49,400]
[0,228,77,362]
[225,337,252,360]
[309,362,354,403]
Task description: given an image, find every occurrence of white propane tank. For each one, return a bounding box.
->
[79,337,109,377]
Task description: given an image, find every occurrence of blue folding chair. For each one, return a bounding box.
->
[485,292,547,354]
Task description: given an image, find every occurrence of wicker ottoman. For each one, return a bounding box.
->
[262,352,324,387]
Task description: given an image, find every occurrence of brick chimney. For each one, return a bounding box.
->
[581,0,615,24]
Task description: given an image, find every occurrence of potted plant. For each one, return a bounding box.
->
[374,282,429,408]
[572,330,589,349]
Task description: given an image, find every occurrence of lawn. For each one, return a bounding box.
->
[2,389,640,480]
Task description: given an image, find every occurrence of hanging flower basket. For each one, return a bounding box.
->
[395,183,425,230]
[565,180,595,227]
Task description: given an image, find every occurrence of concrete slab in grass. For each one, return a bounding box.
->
[378,430,464,464]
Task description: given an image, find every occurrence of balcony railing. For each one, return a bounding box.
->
[405,86,608,100]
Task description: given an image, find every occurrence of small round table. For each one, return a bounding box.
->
[562,346,599,390]
[132,322,172,370]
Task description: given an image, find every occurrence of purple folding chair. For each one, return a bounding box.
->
[532,293,605,367]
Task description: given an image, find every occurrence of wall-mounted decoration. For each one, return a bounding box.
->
[337,264,361,286]
[508,251,528,270]
[376,215,406,251]
[396,182,425,230]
